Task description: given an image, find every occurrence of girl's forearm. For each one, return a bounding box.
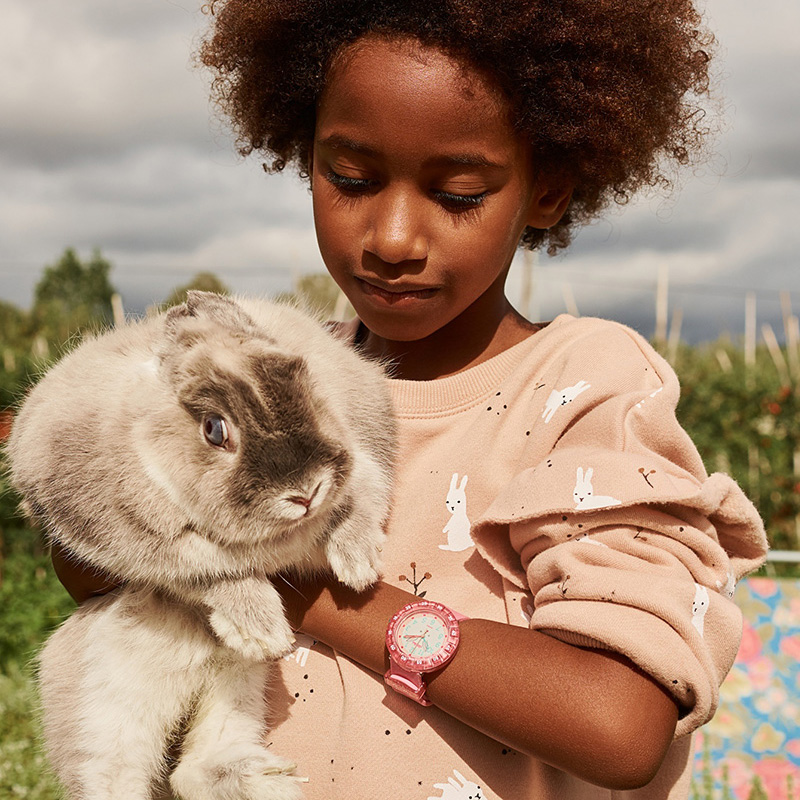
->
[278,575,679,791]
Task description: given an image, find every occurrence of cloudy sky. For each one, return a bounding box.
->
[1,0,798,343]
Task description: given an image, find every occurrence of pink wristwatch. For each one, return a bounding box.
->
[384,600,468,706]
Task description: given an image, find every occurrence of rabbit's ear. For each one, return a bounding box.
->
[188,291,260,331]
[450,473,459,490]
[576,466,584,483]
[452,769,468,785]
[585,467,593,482]
[458,475,468,491]
[165,291,264,340]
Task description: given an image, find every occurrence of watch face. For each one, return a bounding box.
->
[386,601,461,672]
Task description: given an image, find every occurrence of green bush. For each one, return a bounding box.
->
[0,664,62,800]
[673,340,800,553]
[0,526,73,672]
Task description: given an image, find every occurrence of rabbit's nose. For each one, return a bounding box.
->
[288,495,313,511]
[287,477,327,513]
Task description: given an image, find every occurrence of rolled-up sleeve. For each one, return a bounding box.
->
[472,321,768,737]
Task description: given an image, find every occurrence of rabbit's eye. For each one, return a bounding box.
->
[202,415,229,448]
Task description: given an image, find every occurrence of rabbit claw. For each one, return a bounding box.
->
[263,763,297,776]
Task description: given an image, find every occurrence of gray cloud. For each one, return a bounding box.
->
[0,0,798,344]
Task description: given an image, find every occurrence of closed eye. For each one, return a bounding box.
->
[326,168,488,212]
[325,169,377,193]
[432,188,489,212]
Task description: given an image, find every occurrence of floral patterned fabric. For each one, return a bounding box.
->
[695,577,800,799]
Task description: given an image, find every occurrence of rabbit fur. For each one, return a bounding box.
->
[6,291,395,800]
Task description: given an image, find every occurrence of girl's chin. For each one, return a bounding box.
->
[352,305,449,344]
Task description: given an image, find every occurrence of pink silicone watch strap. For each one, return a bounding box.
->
[384,603,468,706]
[384,666,432,706]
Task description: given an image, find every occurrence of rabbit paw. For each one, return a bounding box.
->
[172,752,306,800]
[209,607,296,661]
[327,538,383,593]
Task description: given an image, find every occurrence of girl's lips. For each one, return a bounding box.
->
[357,278,438,305]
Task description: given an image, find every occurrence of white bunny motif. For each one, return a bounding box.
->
[635,386,664,408]
[715,571,736,599]
[440,473,474,552]
[573,534,609,548]
[428,768,484,800]
[691,583,710,636]
[542,380,591,423]
[573,467,622,510]
[282,633,317,668]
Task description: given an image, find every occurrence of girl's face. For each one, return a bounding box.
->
[311,36,568,346]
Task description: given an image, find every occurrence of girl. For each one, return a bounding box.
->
[56,1,768,797]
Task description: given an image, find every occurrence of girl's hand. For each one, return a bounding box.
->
[275,574,679,791]
[51,541,121,603]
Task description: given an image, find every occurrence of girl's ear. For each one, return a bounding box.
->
[526,181,573,230]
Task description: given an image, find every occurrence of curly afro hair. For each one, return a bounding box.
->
[199,0,715,253]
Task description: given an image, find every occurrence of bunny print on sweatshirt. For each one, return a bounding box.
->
[572,467,622,510]
[439,473,474,552]
[428,768,485,800]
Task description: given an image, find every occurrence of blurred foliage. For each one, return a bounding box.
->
[0,664,62,800]
[31,248,116,344]
[0,248,119,408]
[0,526,73,671]
[0,301,29,350]
[671,339,800,553]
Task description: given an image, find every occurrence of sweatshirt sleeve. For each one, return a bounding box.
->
[471,319,768,737]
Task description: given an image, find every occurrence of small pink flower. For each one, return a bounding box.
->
[787,739,800,758]
[735,619,762,663]
[780,634,800,660]
[748,578,778,598]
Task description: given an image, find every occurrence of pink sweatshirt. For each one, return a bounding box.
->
[266,314,768,799]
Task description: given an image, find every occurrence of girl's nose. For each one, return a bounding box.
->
[362,187,428,264]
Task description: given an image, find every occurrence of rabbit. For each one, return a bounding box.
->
[541,379,591,423]
[428,768,484,800]
[5,291,395,800]
[572,467,621,510]
[439,473,474,552]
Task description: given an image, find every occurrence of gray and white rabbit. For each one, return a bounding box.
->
[6,291,395,800]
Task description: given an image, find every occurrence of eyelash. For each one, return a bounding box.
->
[324,170,489,212]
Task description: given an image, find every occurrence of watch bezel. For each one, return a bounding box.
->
[385,600,462,674]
